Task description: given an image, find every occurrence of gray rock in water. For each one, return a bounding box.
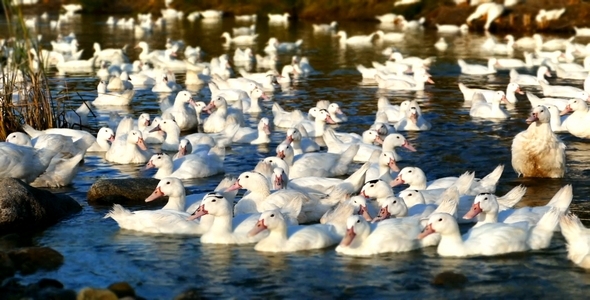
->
[0,178,82,235]
[87,178,168,206]
[8,247,64,274]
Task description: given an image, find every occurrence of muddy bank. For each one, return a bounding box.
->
[17,0,590,33]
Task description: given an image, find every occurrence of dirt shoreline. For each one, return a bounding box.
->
[14,0,590,33]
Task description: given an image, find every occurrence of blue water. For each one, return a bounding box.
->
[5,13,590,298]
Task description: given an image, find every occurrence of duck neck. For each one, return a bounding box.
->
[210,212,234,234]
[476,209,499,225]
[161,194,186,211]
[95,138,111,151]
[438,229,466,256]
[314,119,326,136]
[267,222,288,242]
[291,139,303,155]
[407,176,427,190]
[163,127,181,149]
[155,159,174,178]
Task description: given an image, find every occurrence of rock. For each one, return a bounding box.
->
[175,287,204,300]
[8,247,64,274]
[0,252,15,281]
[77,287,118,300]
[0,278,75,300]
[432,271,468,289]
[0,178,82,235]
[24,278,76,300]
[0,234,34,251]
[87,178,169,206]
[107,282,135,298]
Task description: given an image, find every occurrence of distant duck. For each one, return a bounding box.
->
[466,2,505,31]
[434,37,448,51]
[313,21,338,33]
[458,58,498,75]
[436,23,469,34]
[221,32,258,45]
[268,12,290,23]
[93,80,135,106]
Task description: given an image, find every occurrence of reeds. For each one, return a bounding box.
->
[0,0,56,140]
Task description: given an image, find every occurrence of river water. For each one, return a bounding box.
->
[6,13,590,298]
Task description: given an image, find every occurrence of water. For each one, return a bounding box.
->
[5,13,590,298]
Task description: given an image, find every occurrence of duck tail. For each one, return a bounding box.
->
[340,161,370,194]
[322,127,343,150]
[453,171,474,195]
[496,185,527,209]
[559,212,585,244]
[546,184,573,212]
[473,164,504,194]
[332,144,360,176]
[434,186,459,216]
[528,207,560,250]
[104,204,132,221]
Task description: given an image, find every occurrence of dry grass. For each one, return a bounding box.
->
[0,2,56,140]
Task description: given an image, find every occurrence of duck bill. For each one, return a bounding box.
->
[463,202,482,219]
[373,206,392,222]
[374,135,384,145]
[187,204,208,221]
[136,137,148,150]
[339,227,356,246]
[560,105,572,116]
[177,146,187,158]
[325,115,337,124]
[273,175,284,190]
[360,189,370,199]
[224,180,243,192]
[248,219,267,237]
[417,223,435,239]
[108,134,115,142]
[389,158,400,172]
[285,135,293,145]
[402,140,416,152]
[204,102,216,114]
[526,114,538,125]
[427,77,435,84]
[515,87,524,95]
[263,124,271,135]
[145,160,155,170]
[359,205,372,221]
[277,150,285,159]
[145,186,164,202]
[149,124,162,133]
[390,175,404,187]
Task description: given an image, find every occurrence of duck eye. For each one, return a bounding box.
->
[356,220,360,223]
[245,175,249,178]
[393,200,397,204]
[438,218,443,222]
[212,199,216,202]
[270,214,275,217]
[408,170,412,173]
[370,184,374,188]
[166,181,170,184]
[484,197,488,200]
[408,193,413,196]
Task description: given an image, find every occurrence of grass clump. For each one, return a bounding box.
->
[0,0,56,140]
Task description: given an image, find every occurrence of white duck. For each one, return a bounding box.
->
[526,91,588,111]
[226,171,308,221]
[249,210,341,253]
[161,91,199,131]
[104,178,213,235]
[145,147,224,179]
[231,117,271,144]
[93,80,135,106]
[283,127,321,155]
[511,105,566,178]
[459,82,522,104]
[335,30,377,46]
[539,80,584,98]
[469,91,510,119]
[418,209,560,257]
[560,213,590,269]
[335,215,427,256]
[278,143,359,179]
[87,127,116,152]
[203,96,245,133]
[323,129,416,163]
[395,106,432,131]
[365,150,400,183]
[463,185,572,229]
[457,58,498,75]
[105,130,151,164]
[510,66,551,86]
[5,131,92,157]
[221,32,258,45]
[560,98,590,139]
[30,152,85,188]
[0,143,56,183]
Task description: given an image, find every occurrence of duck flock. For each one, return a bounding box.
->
[3,1,590,272]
